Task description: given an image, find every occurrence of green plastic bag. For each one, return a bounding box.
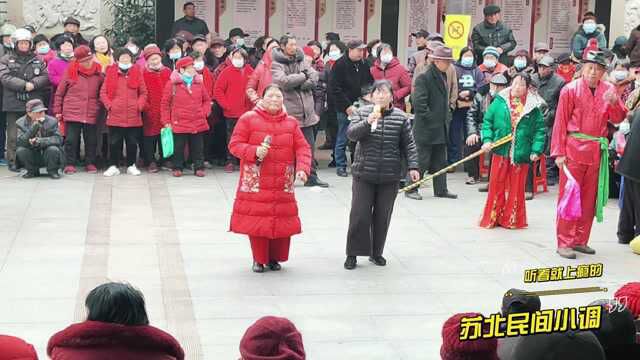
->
[161,127,174,158]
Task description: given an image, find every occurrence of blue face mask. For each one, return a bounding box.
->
[37,45,50,54]
[514,58,527,70]
[583,22,597,34]
[118,63,132,71]
[182,73,194,86]
[461,56,474,68]
[169,51,181,60]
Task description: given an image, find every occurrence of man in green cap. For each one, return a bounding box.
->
[471,4,516,65]
[552,50,627,259]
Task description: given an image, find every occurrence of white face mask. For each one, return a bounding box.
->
[194,60,205,71]
[619,121,631,134]
[118,62,132,71]
[380,53,393,64]
[321,41,328,50]
[328,50,341,61]
[371,47,378,58]
[236,37,245,47]
[232,58,244,68]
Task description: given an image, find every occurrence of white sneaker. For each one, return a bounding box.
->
[103,165,120,177]
[127,164,141,176]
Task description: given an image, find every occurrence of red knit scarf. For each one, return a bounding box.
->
[105,64,142,100]
[66,60,101,82]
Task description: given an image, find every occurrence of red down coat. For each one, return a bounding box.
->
[0,335,38,360]
[213,63,254,118]
[142,66,171,136]
[53,66,104,125]
[229,106,311,239]
[99,65,148,127]
[161,71,211,134]
[47,321,184,360]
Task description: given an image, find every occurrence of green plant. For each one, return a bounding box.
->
[104,0,156,47]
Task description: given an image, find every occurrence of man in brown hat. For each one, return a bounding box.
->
[411,46,458,199]
[15,99,63,179]
[51,17,88,49]
[552,50,627,259]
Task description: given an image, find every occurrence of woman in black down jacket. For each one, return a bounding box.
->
[343,80,420,270]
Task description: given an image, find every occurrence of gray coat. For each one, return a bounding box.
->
[0,51,50,112]
[271,48,319,128]
[16,114,62,150]
[532,72,565,127]
[347,104,419,184]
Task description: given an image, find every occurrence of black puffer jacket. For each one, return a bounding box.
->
[347,104,419,184]
[466,87,492,137]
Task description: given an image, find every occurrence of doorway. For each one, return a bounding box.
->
[380,0,400,52]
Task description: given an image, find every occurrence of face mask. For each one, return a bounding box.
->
[461,56,474,68]
[182,73,194,86]
[169,51,181,60]
[380,53,393,64]
[148,62,162,71]
[489,90,496,97]
[371,47,378,58]
[483,59,497,69]
[329,50,341,61]
[37,45,50,54]
[583,21,597,34]
[321,40,328,50]
[4,42,13,49]
[613,70,628,81]
[60,52,73,59]
[619,121,631,134]
[127,46,138,55]
[236,38,245,47]
[232,58,244,68]
[118,62,132,71]
[194,60,205,71]
[514,58,527,70]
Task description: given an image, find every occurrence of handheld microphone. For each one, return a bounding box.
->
[371,105,382,132]
[256,135,272,165]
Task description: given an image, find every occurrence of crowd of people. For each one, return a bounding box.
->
[0,280,639,359]
[2,1,640,358]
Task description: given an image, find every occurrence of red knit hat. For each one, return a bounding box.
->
[73,45,93,62]
[615,282,640,318]
[143,45,162,61]
[440,313,498,360]
[176,56,194,70]
[302,46,314,58]
[239,316,305,360]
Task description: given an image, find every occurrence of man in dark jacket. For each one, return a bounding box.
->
[0,28,50,172]
[532,55,565,183]
[15,99,63,179]
[412,46,457,199]
[617,112,640,244]
[471,5,517,65]
[329,39,373,177]
[171,2,210,38]
[0,22,16,166]
[272,35,328,187]
[50,17,88,49]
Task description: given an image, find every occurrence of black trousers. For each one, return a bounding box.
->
[464,142,482,179]
[108,126,140,167]
[64,122,97,166]
[225,117,238,164]
[142,135,163,166]
[301,125,318,177]
[618,177,640,243]
[415,143,448,196]
[16,146,63,174]
[346,178,399,256]
[173,132,204,171]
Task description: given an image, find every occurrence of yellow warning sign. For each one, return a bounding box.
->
[444,14,472,59]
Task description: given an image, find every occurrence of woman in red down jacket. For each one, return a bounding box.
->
[369,43,412,111]
[0,335,38,360]
[161,56,211,177]
[229,84,311,273]
[213,47,254,172]
[141,45,171,173]
[48,282,184,360]
[54,45,104,175]
[246,39,280,104]
[99,47,148,177]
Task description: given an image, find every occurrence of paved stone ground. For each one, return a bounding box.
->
[0,158,638,359]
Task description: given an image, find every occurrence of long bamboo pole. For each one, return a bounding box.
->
[399,134,514,193]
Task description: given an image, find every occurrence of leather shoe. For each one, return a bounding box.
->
[436,192,458,199]
[572,245,596,254]
[369,256,387,266]
[49,171,61,179]
[344,256,357,270]
[8,164,19,173]
[22,171,38,179]
[557,247,577,259]
[405,191,423,200]
[328,159,336,168]
[525,192,534,201]
[268,261,282,271]
[478,184,489,193]
[337,168,348,177]
[252,262,264,273]
[618,238,631,245]
[305,176,329,188]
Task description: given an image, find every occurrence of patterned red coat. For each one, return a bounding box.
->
[160,71,211,134]
[229,107,311,239]
[142,66,171,136]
